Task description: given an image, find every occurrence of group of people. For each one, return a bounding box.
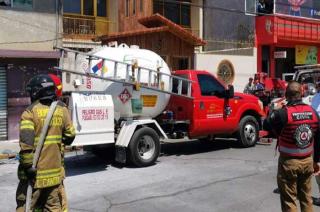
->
[243,76,265,94]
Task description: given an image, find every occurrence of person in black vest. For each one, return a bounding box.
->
[264,81,320,211]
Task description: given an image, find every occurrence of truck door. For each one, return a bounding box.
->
[193,74,235,136]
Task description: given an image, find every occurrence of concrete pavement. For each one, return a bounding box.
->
[0,140,19,159]
[1,139,320,212]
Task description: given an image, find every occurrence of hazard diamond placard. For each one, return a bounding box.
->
[118,88,132,104]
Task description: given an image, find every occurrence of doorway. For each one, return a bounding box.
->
[171,57,190,71]
[275,47,295,79]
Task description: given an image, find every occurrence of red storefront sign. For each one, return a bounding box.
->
[256,16,320,45]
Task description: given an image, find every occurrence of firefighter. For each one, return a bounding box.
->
[264,81,320,212]
[16,74,75,211]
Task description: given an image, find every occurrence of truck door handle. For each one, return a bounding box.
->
[200,102,205,110]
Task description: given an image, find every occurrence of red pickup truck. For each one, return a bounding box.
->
[162,70,266,147]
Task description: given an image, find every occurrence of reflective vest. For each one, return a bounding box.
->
[278,104,319,157]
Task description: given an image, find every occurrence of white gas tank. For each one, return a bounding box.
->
[62,45,171,119]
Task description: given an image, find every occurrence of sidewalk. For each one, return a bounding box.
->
[0,140,19,159]
[0,140,79,160]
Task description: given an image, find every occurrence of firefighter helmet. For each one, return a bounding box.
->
[26,74,57,102]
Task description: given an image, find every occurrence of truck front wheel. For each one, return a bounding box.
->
[128,127,160,167]
[237,115,259,147]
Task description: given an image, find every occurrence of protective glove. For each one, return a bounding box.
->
[62,136,74,146]
[25,167,37,180]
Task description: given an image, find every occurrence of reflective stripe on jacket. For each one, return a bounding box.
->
[278,104,319,157]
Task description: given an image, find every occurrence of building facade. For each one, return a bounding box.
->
[0,0,62,141]
[195,0,257,92]
[196,0,320,92]
[98,0,204,70]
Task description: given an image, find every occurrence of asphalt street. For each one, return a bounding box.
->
[1,139,320,212]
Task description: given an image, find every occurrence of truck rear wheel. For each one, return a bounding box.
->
[237,115,259,147]
[128,127,160,167]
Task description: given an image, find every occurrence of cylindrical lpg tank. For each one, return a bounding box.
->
[62,44,171,119]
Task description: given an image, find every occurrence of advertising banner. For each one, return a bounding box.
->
[296,45,318,65]
[275,0,320,20]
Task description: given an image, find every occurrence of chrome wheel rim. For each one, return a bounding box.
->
[137,135,155,161]
[244,123,256,143]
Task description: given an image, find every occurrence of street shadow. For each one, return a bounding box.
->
[160,138,243,157]
[65,148,115,177]
[64,138,246,174]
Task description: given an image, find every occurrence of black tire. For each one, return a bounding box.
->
[128,127,160,167]
[237,115,259,147]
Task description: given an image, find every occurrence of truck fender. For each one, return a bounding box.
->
[116,119,168,147]
[237,103,264,120]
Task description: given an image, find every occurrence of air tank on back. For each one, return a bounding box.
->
[62,44,171,119]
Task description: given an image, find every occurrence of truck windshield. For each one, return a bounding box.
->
[197,74,225,96]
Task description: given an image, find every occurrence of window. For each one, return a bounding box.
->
[133,0,136,15]
[153,0,191,26]
[84,0,94,16]
[181,3,190,26]
[153,0,164,15]
[140,0,143,12]
[0,0,33,9]
[125,0,130,16]
[197,74,225,96]
[165,2,179,24]
[97,0,107,17]
[64,0,108,17]
[64,0,81,14]
[178,58,189,70]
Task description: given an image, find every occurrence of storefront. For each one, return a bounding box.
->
[256,11,320,80]
[0,50,60,141]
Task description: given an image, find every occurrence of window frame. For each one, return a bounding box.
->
[97,0,108,17]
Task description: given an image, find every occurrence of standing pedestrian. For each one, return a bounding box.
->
[311,82,320,206]
[257,0,268,14]
[288,0,306,16]
[16,74,75,211]
[264,81,320,212]
[243,77,254,94]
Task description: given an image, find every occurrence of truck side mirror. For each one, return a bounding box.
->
[225,85,234,99]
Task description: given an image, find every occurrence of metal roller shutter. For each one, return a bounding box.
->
[0,66,7,141]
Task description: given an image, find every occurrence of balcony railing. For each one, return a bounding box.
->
[63,14,115,39]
